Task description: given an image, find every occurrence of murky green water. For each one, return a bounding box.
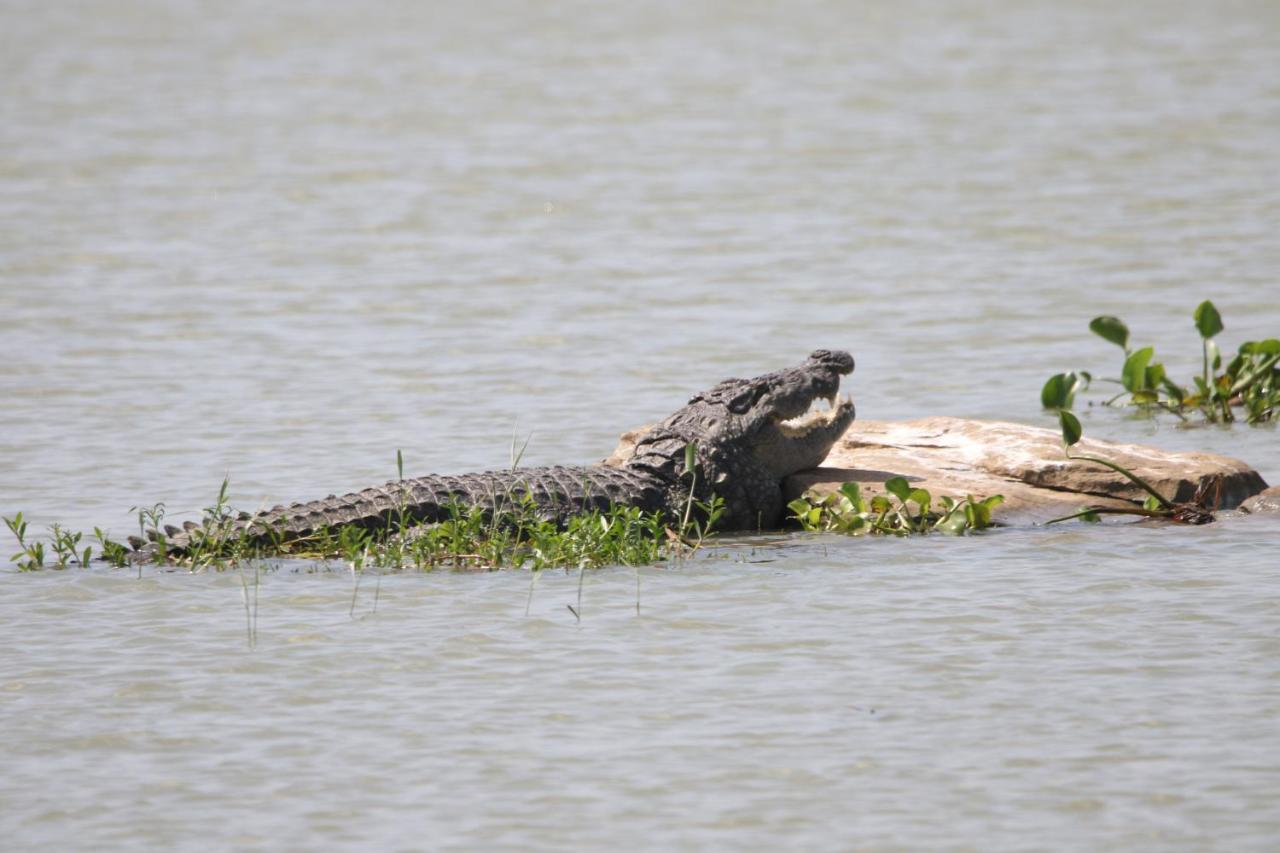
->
[2,1,1278,849]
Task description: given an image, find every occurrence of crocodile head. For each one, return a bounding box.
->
[625,349,856,529]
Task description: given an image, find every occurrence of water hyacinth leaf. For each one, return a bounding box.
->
[907,488,931,507]
[935,510,968,535]
[1059,409,1083,447]
[1194,300,1224,339]
[787,498,814,523]
[1143,495,1165,511]
[884,477,911,502]
[1041,372,1080,410]
[870,495,892,514]
[839,482,867,512]
[1161,377,1189,404]
[1241,338,1280,356]
[1090,315,1130,350]
[1224,352,1248,379]
[978,495,1005,512]
[1121,346,1155,392]
[965,494,1004,528]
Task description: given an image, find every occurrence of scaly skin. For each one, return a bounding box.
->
[136,350,856,556]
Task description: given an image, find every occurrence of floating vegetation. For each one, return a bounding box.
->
[787,479,1004,536]
[1045,410,1217,525]
[1041,300,1280,424]
[3,479,723,574]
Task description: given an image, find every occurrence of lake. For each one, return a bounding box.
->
[2,1,1278,849]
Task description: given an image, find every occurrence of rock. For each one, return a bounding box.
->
[1240,486,1280,515]
[605,417,1269,526]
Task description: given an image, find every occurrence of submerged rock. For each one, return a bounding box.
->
[1240,487,1280,515]
[608,417,1269,526]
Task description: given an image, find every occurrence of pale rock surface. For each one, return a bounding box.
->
[605,417,1270,526]
[1240,486,1280,515]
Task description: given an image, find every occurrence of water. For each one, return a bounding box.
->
[2,1,1278,848]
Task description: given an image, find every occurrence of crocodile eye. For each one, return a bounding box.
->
[728,386,763,414]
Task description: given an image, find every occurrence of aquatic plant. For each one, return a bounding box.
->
[94,528,130,568]
[787,479,1004,536]
[1041,301,1280,424]
[4,513,45,571]
[1045,410,1216,525]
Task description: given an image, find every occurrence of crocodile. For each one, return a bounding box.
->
[135,349,855,556]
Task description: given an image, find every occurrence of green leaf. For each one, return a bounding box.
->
[884,477,911,502]
[934,509,968,535]
[1090,316,1130,350]
[964,494,1004,529]
[1160,377,1189,404]
[870,495,892,514]
[787,498,813,518]
[838,482,863,509]
[1142,495,1165,512]
[1193,300,1224,340]
[841,515,867,533]
[1223,353,1247,381]
[1041,372,1081,410]
[683,441,697,474]
[1058,410,1083,447]
[1241,339,1280,356]
[907,488,931,507]
[1121,346,1155,392]
[1079,509,1101,523]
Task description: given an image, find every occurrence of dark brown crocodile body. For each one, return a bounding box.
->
[138,350,856,555]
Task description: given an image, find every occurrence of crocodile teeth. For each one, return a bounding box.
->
[777,394,849,437]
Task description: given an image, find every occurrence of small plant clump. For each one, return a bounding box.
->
[1041,300,1280,424]
[787,479,1004,536]
[5,514,46,570]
